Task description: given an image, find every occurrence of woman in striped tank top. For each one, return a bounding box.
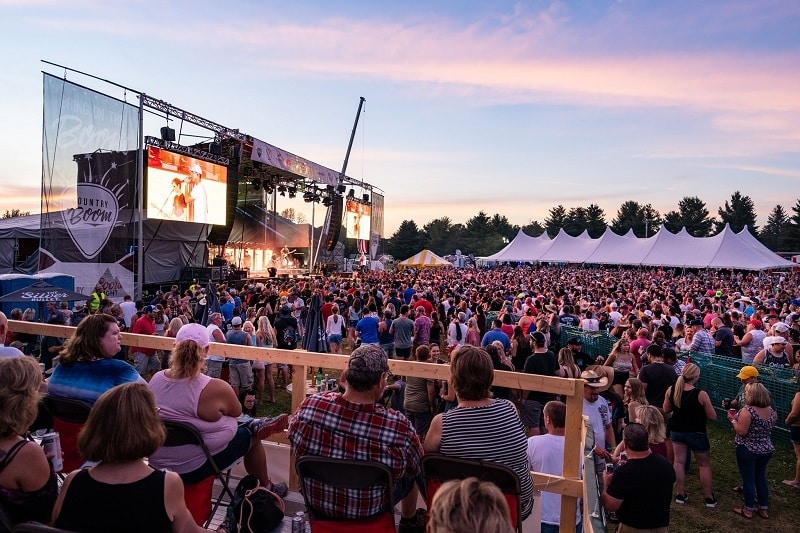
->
[424,345,534,520]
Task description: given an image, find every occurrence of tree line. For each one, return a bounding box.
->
[384,192,800,260]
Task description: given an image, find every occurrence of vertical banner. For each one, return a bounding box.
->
[370,192,384,259]
[41,74,139,300]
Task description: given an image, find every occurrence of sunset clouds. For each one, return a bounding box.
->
[0,1,798,230]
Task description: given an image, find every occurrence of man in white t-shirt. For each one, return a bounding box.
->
[186,163,208,223]
[608,303,622,327]
[582,369,615,490]
[527,401,582,533]
[119,295,138,329]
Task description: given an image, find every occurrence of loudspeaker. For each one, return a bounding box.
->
[323,194,344,251]
[160,127,176,142]
[207,165,239,245]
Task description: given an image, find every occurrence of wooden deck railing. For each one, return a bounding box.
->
[10,320,586,532]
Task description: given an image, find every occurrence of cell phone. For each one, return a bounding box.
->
[605,463,615,474]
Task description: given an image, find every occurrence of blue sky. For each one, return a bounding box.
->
[1,0,798,235]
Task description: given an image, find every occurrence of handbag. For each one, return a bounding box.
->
[225,475,285,533]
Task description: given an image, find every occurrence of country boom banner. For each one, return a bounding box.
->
[41,74,139,300]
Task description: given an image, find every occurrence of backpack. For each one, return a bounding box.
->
[225,475,285,533]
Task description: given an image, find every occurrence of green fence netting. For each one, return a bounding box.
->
[558,326,797,447]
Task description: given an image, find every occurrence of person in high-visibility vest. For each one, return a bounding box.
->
[88,285,106,313]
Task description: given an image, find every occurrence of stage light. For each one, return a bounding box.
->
[303,191,315,202]
[337,184,346,194]
[348,189,355,198]
[288,186,297,198]
[363,193,370,203]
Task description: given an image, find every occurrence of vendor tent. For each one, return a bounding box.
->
[479,225,793,270]
[398,249,451,268]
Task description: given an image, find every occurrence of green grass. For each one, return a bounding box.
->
[611,423,800,532]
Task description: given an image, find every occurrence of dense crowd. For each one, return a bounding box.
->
[1,264,800,531]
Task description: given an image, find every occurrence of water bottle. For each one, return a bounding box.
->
[316,369,323,389]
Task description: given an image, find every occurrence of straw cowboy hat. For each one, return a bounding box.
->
[582,366,613,392]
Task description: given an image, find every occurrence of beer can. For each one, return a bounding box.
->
[38,362,46,374]
[291,516,304,533]
[41,431,63,472]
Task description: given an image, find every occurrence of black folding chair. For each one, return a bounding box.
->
[421,453,524,533]
[37,396,93,475]
[41,396,92,425]
[160,420,236,527]
[295,456,396,531]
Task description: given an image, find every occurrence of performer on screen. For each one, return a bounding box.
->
[150,178,187,221]
[184,163,208,223]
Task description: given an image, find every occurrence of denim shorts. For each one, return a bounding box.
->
[327,333,343,344]
[180,425,252,484]
[670,431,710,452]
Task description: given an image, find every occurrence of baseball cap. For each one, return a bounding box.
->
[567,337,582,346]
[773,322,789,333]
[736,366,759,380]
[690,319,704,327]
[143,305,155,313]
[529,331,546,345]
[747,319,763,329]
[279,305,292,316]
[190,163,203,174]
[231,316,242,327]
[768,336,787,346]
[175,323,210,349]
[348,344,389,374]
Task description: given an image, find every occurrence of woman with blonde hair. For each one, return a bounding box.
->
[161,317,184,370]
[636,405,672,462]
[255,316,277,403]
[556,347,581,379]
[604,338,637,396]
[663,363,717,507]
[623,377,648,425]
[429,477,514,533]
[464,317,481,347]
[148,324,288,497]
[729,383,777,519]
[0,357,58,527]
[52,383,204,532]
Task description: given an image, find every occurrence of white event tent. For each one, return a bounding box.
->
[480,225,793,270]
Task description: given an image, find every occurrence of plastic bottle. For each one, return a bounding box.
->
[315,369,323,388]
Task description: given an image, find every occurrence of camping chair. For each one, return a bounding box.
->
[41,396,93,473]
[295,456,396,532]
[160,420,237,528]
[421,453,523,533]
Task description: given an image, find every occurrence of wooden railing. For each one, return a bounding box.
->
[10,320,586,532]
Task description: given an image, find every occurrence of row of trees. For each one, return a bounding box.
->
[384,192,800,260]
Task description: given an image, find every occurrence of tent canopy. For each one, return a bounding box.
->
[479,225,793,270]
[398,249,452,268]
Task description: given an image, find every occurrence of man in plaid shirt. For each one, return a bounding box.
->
[688,319,715,355]
[288,344,425,531]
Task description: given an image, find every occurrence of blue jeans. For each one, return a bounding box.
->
[735,444,772,510]
[541,522,582,533]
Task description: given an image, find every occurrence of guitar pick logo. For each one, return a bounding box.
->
[62,183,119,259]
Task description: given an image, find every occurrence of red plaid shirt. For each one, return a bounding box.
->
[288,392,423,519]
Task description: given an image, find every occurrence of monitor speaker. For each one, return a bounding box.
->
[207,165,239,245]
[160,127,176,142]
[323,194,343,251]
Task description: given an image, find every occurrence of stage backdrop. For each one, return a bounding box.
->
[41,74,139,300]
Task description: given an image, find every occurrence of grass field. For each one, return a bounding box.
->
[258,367,800,532]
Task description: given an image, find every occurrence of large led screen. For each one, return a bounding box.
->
[146,146,228,225]
[345,200,371,240]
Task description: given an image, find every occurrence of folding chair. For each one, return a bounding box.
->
[295,456,396,532]
[421,453,523,533]
[160,420,236,528]
[40,396,93,473]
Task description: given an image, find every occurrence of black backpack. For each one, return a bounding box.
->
[224,475,285,533]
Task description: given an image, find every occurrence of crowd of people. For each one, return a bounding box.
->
[1,263,799,531]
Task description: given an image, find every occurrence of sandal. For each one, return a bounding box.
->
[733,508,753,519]
[782,479,800,489]
[757,509,769,519]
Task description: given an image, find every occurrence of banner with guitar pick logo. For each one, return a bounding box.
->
[41,74,138,301]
